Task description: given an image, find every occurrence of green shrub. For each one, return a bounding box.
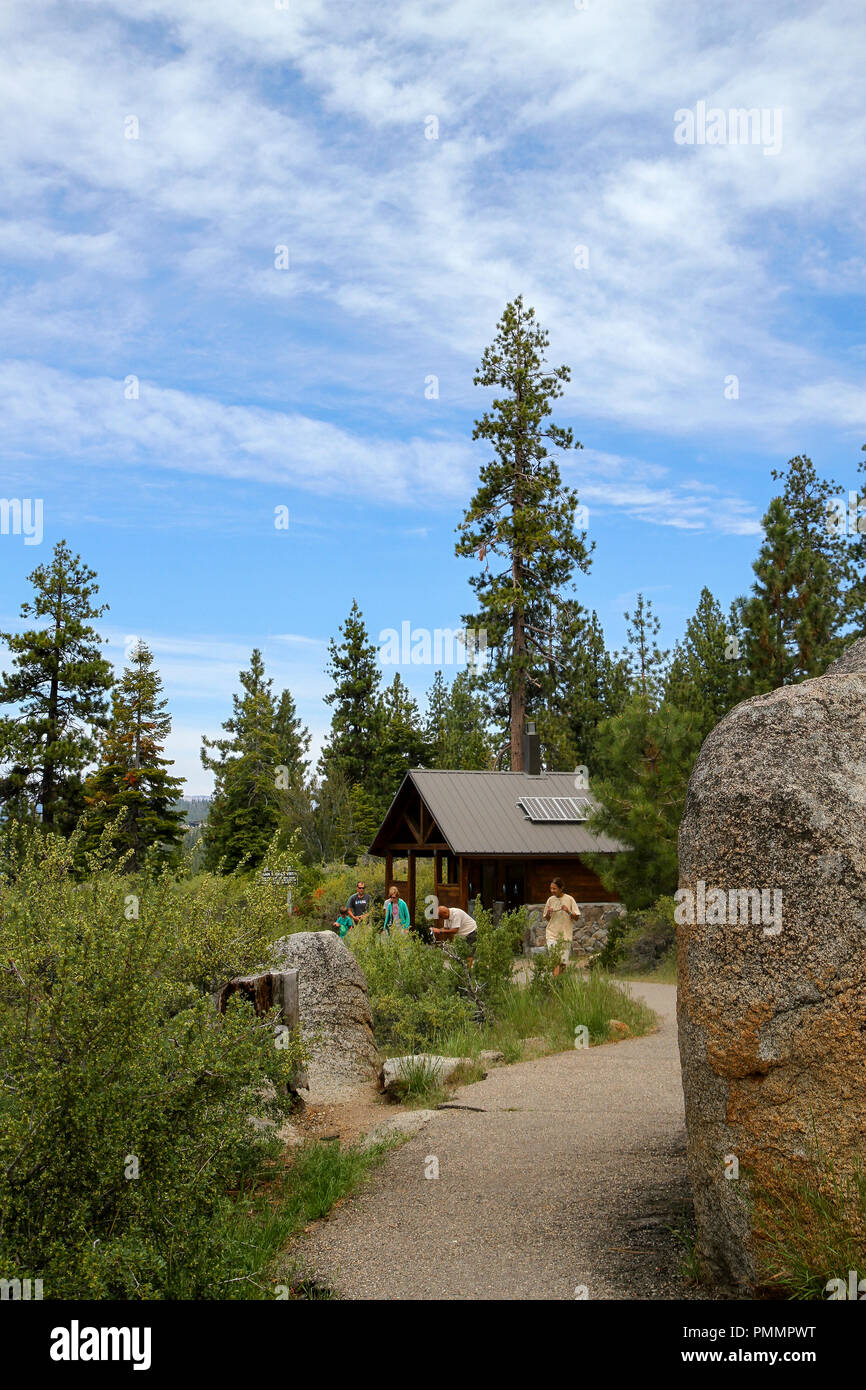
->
[0,825,305,1299]
[168,863,304,993]
[472,905,524,1003]
[595,896,677,974]
[348,923,474,1053]
[300,857,387,926]
[528,939,566,994]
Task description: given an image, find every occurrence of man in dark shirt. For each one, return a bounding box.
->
[346,880,372,925]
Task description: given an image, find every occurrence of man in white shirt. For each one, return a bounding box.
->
[437,904,477,953]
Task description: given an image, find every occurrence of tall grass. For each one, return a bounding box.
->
[435,969,656,1064]
[754,1147,866,1300]
[218,1135,404,1299]
[386,1054,486,1108]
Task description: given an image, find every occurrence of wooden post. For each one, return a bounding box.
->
[274,970,300,1031]
[407,848,416,926]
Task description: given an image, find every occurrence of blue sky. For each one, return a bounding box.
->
[1,0,865,792]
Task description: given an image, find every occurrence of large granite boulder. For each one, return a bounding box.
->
[677,639,866,1290]
[269,931,380,1101]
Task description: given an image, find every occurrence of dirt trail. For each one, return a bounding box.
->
[293,982,701,1300]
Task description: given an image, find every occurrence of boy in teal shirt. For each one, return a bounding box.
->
[334,910,354,939]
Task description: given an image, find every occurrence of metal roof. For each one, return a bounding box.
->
[370,769,628,856]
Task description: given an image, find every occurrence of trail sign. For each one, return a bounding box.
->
[260,867,298,886]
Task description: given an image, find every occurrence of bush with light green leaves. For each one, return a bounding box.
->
[347,906,526,1052]
[348,921,475,1053]
[0,824,305,1299]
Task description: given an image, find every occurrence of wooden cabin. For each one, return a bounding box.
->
[368,768,625,921]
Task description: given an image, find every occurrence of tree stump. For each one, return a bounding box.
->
[217,968,308,1091]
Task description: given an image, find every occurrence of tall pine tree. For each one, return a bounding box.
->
[273,687,310,789]
[81,641,185,868]
[737,498,837,693]
[538,604,628,771]
[424,669,491,769]
[844,442,866,633]
[772,453,850,625]
[377,673,429,803]
[201,649,282,871]
[617,594,669,705]
[456,296,592,768]
[0,540,113,832]
[319,601,382,789]
[665,587,741,740]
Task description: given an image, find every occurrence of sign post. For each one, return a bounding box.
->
[260,866,299,912]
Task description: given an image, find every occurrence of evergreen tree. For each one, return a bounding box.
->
[665,587,741,739]
[319,601,382,788]
[538,605,629,771]
[81,641,185,868]
[273,687,310,789]
[425,671,449,762]
[845,442,866,632]
[737,497,836,693]
[0,540,113,832]
[617,594,670,705]
[456,296,592,768]
[772,453,850,618]
[585,696,703,909]
[344,783,385,863]
[424,669,491,769]
[283,767,357,866]
[376,673,429,807]
[201,649,281,871]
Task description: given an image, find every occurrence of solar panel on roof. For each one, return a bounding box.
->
[517,795,592,822]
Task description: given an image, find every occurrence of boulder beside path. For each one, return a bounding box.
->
[269,931,381,1101]
[677,638,866,1290]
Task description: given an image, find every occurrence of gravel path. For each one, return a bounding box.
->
[295,982,700,1300]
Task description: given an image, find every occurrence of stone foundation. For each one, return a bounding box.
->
[524,901,625,955]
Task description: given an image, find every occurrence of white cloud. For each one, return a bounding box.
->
[1,359,768,533]
[0,0,861,578]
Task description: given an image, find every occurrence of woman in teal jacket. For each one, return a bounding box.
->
[382,885,411,934]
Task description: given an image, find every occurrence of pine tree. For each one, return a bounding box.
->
[376,673,429,807]
[201,649,281,871]
[456,296,593,768]
[845,442,866,632]
[665,588,741,739]
[737,498,836,693]
[538,605,629,771]
[425,671,449,762]
[319,601,382,788]
[81,641,185,868]
[772,453,850,616]
[0,540,113,832]
[283,766,358,865]
[585,696,703,909]
[273,688,310,789]
[617,594,670,705]
[424,669,491,770]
